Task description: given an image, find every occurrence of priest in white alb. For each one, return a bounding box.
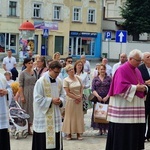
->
[32,60,65,150]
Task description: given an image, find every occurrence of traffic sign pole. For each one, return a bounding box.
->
[116,30,127,58]
[105,31,111,59]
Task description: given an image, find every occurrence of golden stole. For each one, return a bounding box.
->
[43,78,56,149]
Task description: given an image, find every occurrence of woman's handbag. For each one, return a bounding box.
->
[89,93,95,101]
[89,93,98,103]
[94,103,109,123]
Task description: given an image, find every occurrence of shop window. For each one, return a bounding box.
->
[33,3,42,18]
[53,5,62,20]
[73,7,82,22]
[69,37,95,56]
[9,1,17,16]
[88,9,96,23]
[0,33,17,53]
[55,36,64,55]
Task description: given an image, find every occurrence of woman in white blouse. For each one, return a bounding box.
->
[74,60,90,112]
[74,60,90,88]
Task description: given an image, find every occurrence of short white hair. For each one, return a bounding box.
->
[142,52,150,59]
[128,49,143,60]
[81,55,86,59]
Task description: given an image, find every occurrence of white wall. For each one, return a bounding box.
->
[102,41,150,59]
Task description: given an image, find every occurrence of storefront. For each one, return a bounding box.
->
[0,33,18,54]
[69,31,102,58]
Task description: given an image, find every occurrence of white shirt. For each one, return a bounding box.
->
[146,66,150,76]
[92,69,98,78]
[7,80,14,86]
[77,72,90,89]
[84,60,91,73]
[112,62,121,76]
[106,64,112,77]
[3,56,16,71]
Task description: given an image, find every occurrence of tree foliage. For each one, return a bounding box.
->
[120,0,150,40]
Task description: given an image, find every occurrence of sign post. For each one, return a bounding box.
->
[116,30,127,55]
[42,28,49,55]
[105,31,111,58]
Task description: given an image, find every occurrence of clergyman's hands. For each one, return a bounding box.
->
[136,84,147,92]
[52,98,62,105]
[145,79,150,86]
[0,89,8,97]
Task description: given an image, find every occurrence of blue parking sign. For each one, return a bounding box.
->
[43,29,49,37]
[116,30,127,43]
[105,31,111,39]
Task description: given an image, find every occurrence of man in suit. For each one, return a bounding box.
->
[138,52,150,141]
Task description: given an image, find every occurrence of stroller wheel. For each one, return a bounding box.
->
[15,132,19,139]
[22,131,28,138]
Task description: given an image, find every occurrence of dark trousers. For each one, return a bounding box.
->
[145,99,150,139]
[0,129,10,150]
[32,131,63,150]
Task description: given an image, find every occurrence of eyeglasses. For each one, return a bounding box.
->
[52,70,60,74]
[132,57,142,62]
[68,68,74,72]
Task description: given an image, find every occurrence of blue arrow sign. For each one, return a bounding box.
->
[105,31,111,39]
[116,30,127,43]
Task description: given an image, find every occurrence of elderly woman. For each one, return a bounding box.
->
[62,64,84,140]
[91,64,111,135]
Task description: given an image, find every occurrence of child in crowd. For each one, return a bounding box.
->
[4,71,14,85]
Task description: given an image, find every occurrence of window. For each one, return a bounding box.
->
[33,3,42,18]
[53,6,62,20]
[106,2,115,18]
[88,9,96,23]
[0,33,17,53]
[9,1,17,16]
[69,37,95,55]
[55,36,64,55]
[73,7,82,22]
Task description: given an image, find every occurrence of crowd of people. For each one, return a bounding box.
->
[0,49,150,150]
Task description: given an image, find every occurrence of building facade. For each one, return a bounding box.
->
[0,0,103,59]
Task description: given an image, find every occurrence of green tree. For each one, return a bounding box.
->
[120,0,150,41]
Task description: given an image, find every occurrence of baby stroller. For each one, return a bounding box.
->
[9,99,30,139]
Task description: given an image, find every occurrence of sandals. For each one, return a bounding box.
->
[66,134,72,140]
[77,137,83,140]
[66,137,71,140]
[77,133,83,140]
